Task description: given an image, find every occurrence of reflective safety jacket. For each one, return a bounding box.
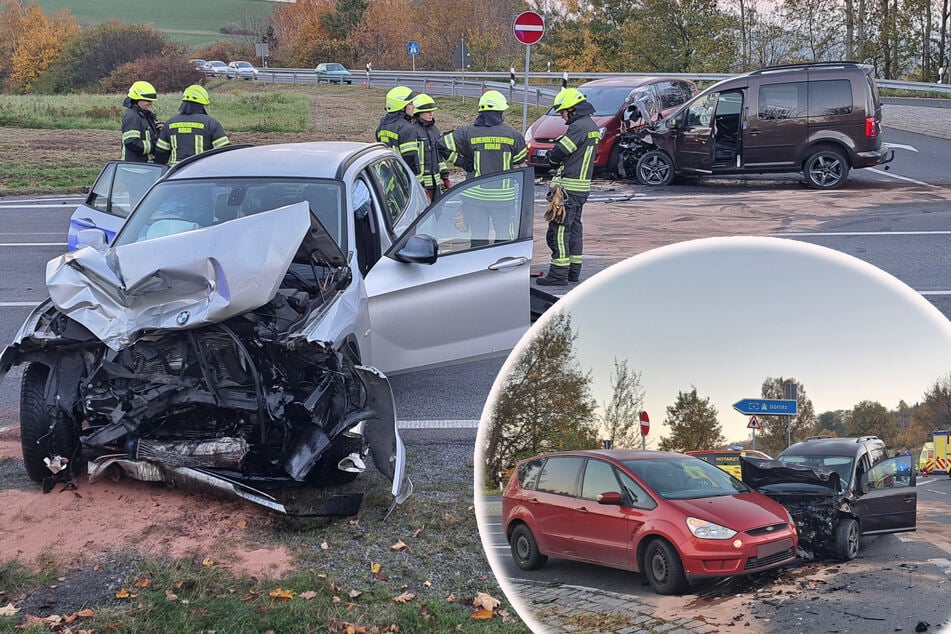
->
[548,101,600,193]
[155,104,230,165]
[409,118,449,195]
[120,97,161,163]
[442,112,527,201]
[376,112,419,174]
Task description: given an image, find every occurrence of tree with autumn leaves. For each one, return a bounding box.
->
[0,0,78,92]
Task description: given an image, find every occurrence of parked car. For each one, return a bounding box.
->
[188,59,207,71]
[314,63,352,84]
[685,449,772,479]
[524,77,696,177]
[741,435,916,561]
[3,142,552,516]
[630,61,894,189]
[205,60,234,78]
[228,60,258,80]
[503,450,798,595]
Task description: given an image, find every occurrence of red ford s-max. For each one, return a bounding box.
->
[502,449,799,594]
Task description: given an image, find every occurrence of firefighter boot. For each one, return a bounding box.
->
[568,263,582,282]
[537,266,569,286]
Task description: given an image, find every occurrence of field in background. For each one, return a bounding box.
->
[35,0,276,48]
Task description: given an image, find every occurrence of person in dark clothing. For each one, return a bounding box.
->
[537,88,601,286]
[408,93,450,201]
[155,85,230,166]
[375,85,418,174]
[121,80,162,163]
[442,90,527,245]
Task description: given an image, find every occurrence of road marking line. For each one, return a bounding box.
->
[0,302,42,307]
[887,143,919,152]
[867,168,930,185]
[775,230,951,236]
[0,242,65,247]
[920,291,951,296]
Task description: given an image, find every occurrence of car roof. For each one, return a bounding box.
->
[166,142,387,180]
[781,436,883,457]
[523,449,693,462]
[579,76,680,89]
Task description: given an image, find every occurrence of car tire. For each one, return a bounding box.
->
[635,150,675,186]
[834,517,860,560]
[20,363,80,483]
[643,538,689,595]
[803,147,850,189]
[510,524,548,570]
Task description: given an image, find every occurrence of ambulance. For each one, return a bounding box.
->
[932,430,951,475]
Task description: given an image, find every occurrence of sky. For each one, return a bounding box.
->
[512,236,951,446]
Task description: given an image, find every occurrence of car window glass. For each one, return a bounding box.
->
[808,79,853,117]
[518,459,545,491]
[579,86,640,116]
[657,81,694,109]
[87,162,117,214]
[91,163,162,219]
[536,457,584,497]
[685,93,717,128]
[715,91,743,116]
[580,459,620,501]
[758,81,807,120]
[624,458,748,499]
[618,471,657,509]
[868,455,913,490]
[115,178,345,248]
[369,159,413,231]
[405,171,524,256]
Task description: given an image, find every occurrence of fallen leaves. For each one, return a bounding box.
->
[0,603,18,617]
[390,540,409,552]
[392,591,415,603]
[268,587,296,601]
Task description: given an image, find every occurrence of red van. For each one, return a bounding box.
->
[502,449,798,594]
[524,77,696,177]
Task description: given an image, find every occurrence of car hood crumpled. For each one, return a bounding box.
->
[46,201,312,350]
[740,456,841,492]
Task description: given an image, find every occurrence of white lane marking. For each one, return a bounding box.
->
[887,143,919,152]
[398,419,479,429]
[776,230,951,236]
[0,242,65,247]
[920,291,951,296]
[0,302,42,307]
[867,168,930,185]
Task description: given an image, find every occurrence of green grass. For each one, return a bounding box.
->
[36,0,275,48]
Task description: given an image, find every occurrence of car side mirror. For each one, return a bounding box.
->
[596,491,623,505]
[76,228,108,252]
[667,118,679,130]
[395,234,438,264]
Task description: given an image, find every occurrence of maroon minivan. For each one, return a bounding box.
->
[524,77,696,177]
[502,449,798,594]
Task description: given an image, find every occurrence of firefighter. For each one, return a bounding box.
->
[376,86,419,174]
[408,93,450,201]
[537,87,600,286]
[442,90,527,245]
[121,80,162,163]
[155,85,230,166]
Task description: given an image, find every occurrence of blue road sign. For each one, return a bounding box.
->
[733,398,798,416]
[407,41,420,55]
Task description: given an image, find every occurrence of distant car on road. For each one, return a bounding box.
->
[228,60,258,80]
[314,63,352,84]
[205,60,234,79]
[188,59,207,72]
[503,449,798,595]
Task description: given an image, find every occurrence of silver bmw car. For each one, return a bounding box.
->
[1,142,545,515]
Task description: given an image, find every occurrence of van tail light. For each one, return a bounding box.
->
[865,117,877,138]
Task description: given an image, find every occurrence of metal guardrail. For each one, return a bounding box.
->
[251,67,951,99]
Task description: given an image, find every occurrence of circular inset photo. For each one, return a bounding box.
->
[476,236,951,633]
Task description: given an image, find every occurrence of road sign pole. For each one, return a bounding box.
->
[522,44,531,136]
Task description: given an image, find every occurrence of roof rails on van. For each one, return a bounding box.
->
[802,435,836,441]
[801,435,881,442]
[750,61,865,76]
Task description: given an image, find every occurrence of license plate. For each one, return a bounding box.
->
[536,149,548,157]
[757,538,792,558]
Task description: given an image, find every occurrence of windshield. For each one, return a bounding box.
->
[545,86,637,117]
[325,64,346,72]
[623,458,750,500]
[114,177,345,249]
[778,454,854,488]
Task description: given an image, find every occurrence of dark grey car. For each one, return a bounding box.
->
[741,435,916,561]
[633,62,894,189]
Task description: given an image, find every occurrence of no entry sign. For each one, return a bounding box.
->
[513,11,545,45]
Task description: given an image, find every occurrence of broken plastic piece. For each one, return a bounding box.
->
[43,455,68,474]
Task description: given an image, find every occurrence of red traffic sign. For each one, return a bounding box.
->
[639,411,650,436]
[748,415,761,430]
[513,11,545,45]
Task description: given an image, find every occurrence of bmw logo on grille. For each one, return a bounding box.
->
[176,311,190,326]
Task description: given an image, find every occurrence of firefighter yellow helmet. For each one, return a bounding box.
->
[385,86,418,113]
[181,84,210,105]
[478,90,509,112]
[413,93,437,113]
[128,80,157,102]
[553,87,586,112]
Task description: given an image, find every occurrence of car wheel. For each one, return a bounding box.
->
[834,517,860,560]
[643,538,688,595]
[635,150,675,186]
[510,524,548,570]
[20,363,80,483]
[804,147,850,189]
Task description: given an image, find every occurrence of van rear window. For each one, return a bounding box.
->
[809,79,853,117]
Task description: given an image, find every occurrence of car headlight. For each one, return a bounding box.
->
[599,126,608,137]
[686,516,737,539]
[524,128,533,143]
